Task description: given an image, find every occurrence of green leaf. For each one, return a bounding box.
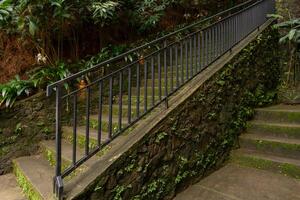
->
[288,29,296,40]
[279,34,289,44]
[29,20,38,36]
[267,14,283,19]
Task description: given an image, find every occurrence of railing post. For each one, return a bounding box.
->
[54,84,63,200]
[164,40,169,108]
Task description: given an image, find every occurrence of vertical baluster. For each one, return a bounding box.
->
[151,57,155,107]
[180,42,184,84]
[198,32,201,71]
[170,46,173,91]
[234,15,237,45]
[223,20,226,52]
[218,22,220,56]
[209,27,212,64]
[229,17,232,49]
[85,87,91,155]
[158,52,162,100]
[175,44,179,88]
[218,22,221,56]
[225,19,230,51]
[164,41,168,97]
[190,37,193,77]
[108,77,113,139]
[194,34,197,74]
[98,81,103,146]
[118,72,123,131]
[136,64,140,118]
[205,29,209,66]
[128,67,132,124]
[185,40,188,80]
[231,16,234,45]
[72,94,77,165]
[231,16,234,47]
[211,26,216,59]
[144,60,148,112]
[201,31,204,69]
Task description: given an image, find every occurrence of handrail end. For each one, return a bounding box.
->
[46,85,54,97]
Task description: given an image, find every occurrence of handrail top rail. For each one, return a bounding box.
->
[46,0,259,96]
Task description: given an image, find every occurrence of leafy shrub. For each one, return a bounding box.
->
[0,76,33,107]
[89,1,120,26]
[30,61,71,89]
[127,0,178,32]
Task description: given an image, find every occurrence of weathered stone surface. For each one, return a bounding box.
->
[0,174,25,200]
[0,92,56,174]
[174,164,300,200]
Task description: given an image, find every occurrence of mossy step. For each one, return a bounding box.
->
[141,77,176,86]
[13,155,53,200]
[247,121,300,139]
[131,86,172,97]
[239,133,300,160]
[40,140,98,170]
[255,105,300,124]
[101,105,142,118]
[231,149,300,179]
[63,126,110,149]
[89,114,128,133]
[119,95,162,106]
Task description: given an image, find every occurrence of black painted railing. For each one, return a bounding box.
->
[47,0,275,198]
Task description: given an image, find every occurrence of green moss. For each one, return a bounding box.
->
[41,146,85,181]
[231,154,300,179]
[102,105,138,118]
[248,122,300,139]
[256,110,300,123]
[89,118,121,133]
[13,161,42,200]
[252,139,300,152]
[63,130,98,150]
[96,145,112,157]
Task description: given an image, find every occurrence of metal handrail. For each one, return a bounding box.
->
[47,0,261,95]
[48,0,276,199]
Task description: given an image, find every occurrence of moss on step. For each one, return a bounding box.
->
[96,145,112,157]
[255,110,300,123]
[13,161,42,200]
[247,122,300,139]
[90,116,129,133]
[40,144,85,181]
[231,154,300,179]
[63,130,98,150]
[240,137,300,158]
[64,132,113,158]
[102,105,138,118]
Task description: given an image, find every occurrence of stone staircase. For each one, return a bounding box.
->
[11,60,197,200]
[231,104,300,179]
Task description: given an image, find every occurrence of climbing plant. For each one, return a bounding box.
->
[270,14,300,85]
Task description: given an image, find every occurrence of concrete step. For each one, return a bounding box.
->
[119,95,162,106]
[247,121,300,140]
[13,155,54,200]
[63,126,110,149]
[131,86,172,97]
[254,104,300,124]
[89,114,128,133]
[231,148,300,179]
[239,133,300,160]
[40,140,98,170]
[0,174,26,200]
[101,105,140,118]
